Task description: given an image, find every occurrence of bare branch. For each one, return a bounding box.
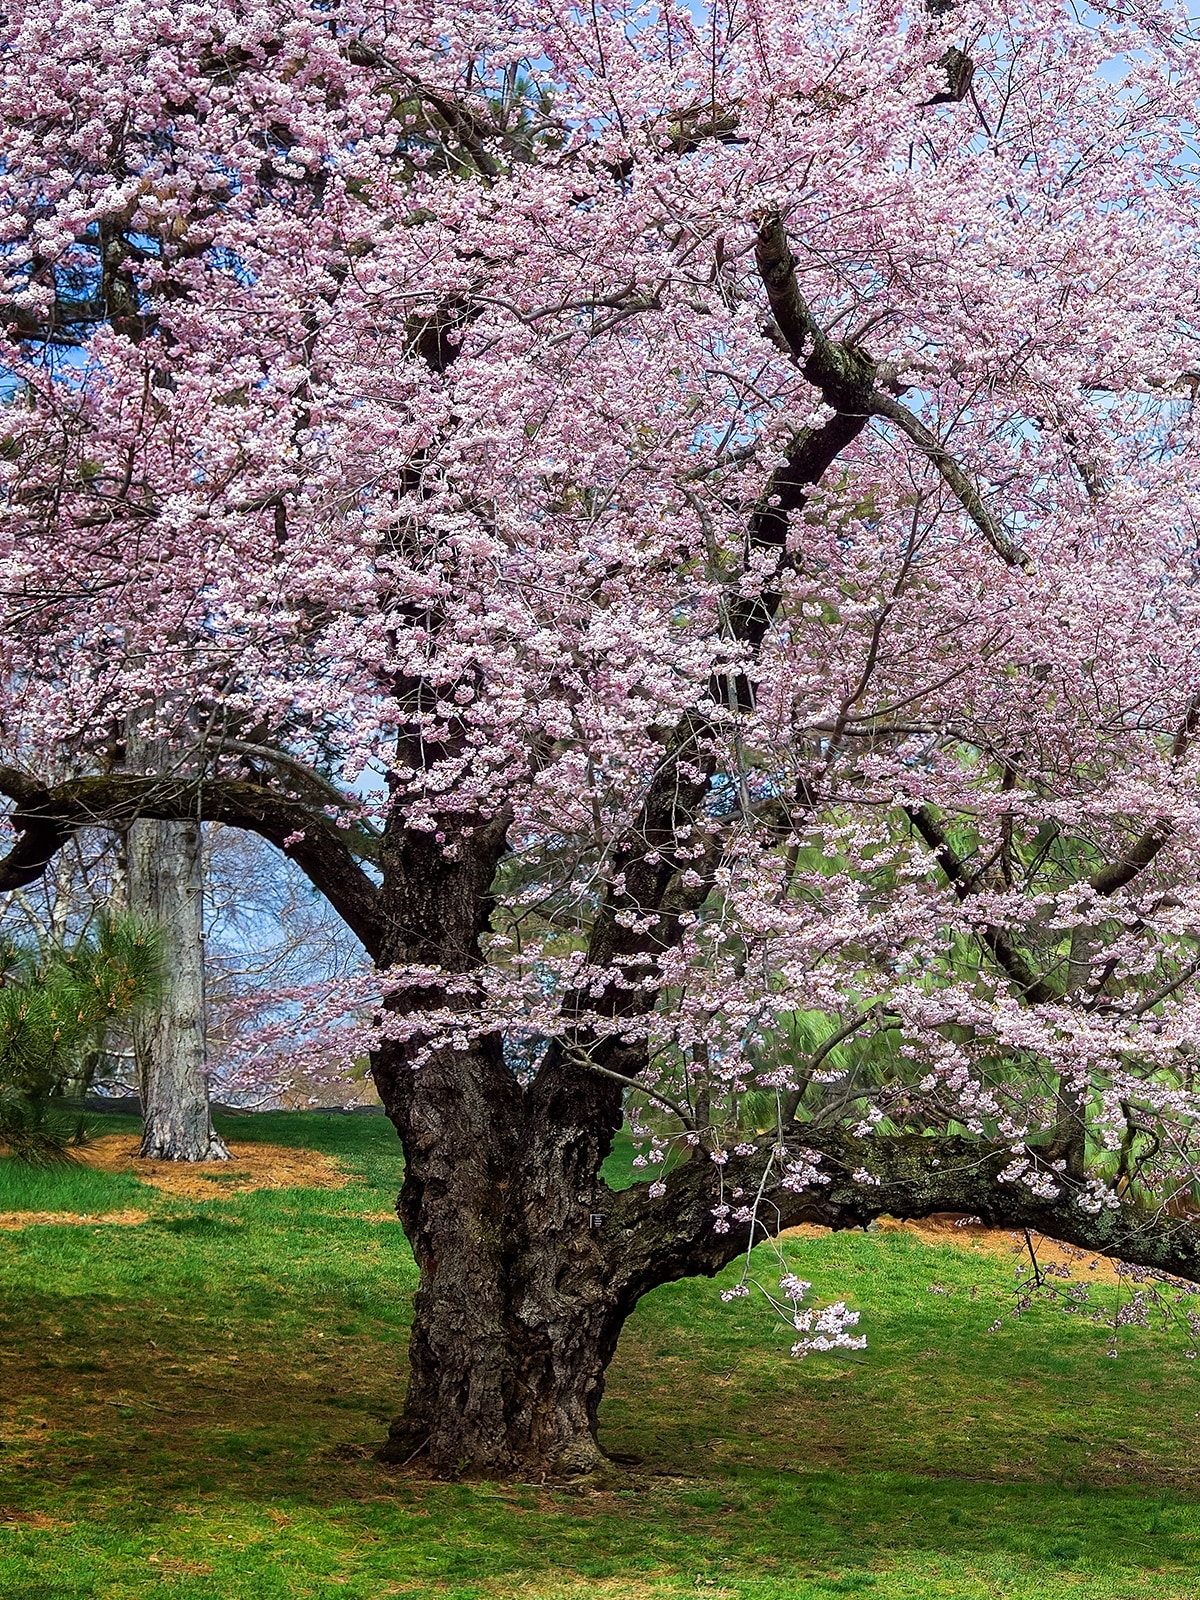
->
[0,768,383,957]
[567,1049,699,1132]
[754,209,1031,573]
[870,391,1032,571]
[780,1005,884,1122]
[906,804,1057,1003]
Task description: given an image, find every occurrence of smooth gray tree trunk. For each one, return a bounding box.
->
[127,814,229,1161]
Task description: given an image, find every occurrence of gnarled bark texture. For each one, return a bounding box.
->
[373,1030,629,1478]
[369,816,631,1477]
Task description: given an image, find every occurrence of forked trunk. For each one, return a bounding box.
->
[380,1235,623,1478]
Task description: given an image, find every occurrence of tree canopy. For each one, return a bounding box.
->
[3,0,1200,1474]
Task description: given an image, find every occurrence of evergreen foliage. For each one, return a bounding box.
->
[0,917,162,1162]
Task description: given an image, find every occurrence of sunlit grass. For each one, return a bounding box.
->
[1,1112,1198,1597]
[0,1157,149,1215]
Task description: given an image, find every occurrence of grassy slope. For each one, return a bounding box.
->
[0,1113,1197,1597]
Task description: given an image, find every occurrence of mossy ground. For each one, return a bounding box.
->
[1,1111,1198,1597]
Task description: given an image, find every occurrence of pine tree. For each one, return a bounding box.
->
[0,917,162,1162]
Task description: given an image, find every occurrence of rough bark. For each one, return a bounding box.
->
[127,815,229,1162]
[608,1128,1200,1293]
[373,1055,1200,1480]
[374,1034,625,1478]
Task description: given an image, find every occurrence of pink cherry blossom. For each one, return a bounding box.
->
[3,0,1200,1476]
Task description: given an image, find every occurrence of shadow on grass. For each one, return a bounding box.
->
[1,1118,1199,1598]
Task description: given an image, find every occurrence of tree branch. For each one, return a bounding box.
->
[606,1129,1200,1306]
[754,210,877,414]
[780,1006,883,1122]
[215,739,383,855]
[528,222,881,1116]
[870,392,1031,571]
[754,210,1030,573]
[906,804,1056,1003]
[0,768,383,957]
[569,1051,698,1132]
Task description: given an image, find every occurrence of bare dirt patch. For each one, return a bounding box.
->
[484,1583,667,1600]
[879,1212,1126,1284]
[0,1208,149,1231]
[146,1555,215,1576]
[0,1506,69,1528]
[787,1213,1124,1283]
[76,1136,350,1201]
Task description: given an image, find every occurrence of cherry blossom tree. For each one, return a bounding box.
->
[3,0,1200,1476]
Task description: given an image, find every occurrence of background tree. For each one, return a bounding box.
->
[0,917,161,1161]
[3,0,1200,1477]
[201,822,372,1104]
[124,728,228,1161]
[127,811,228,1159]
[0,819,370,1111]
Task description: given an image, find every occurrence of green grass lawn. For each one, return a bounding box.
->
[2,1112,1199,1598]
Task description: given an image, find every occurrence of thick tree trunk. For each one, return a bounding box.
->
[127,815,229,1161]
[374,1036,624,1478]
[381,1230,622,1478]
[370,1027,1200,1481]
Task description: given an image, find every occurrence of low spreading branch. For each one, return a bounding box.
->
[607,1130,1200,1305]
[0,769,383,957]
